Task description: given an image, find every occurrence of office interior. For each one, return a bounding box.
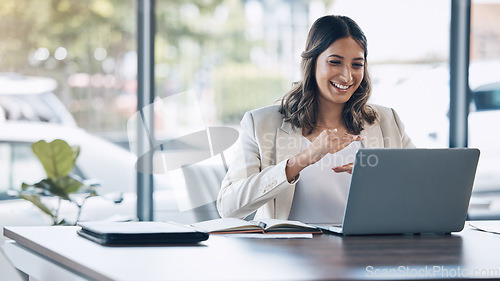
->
[1,0,500,280]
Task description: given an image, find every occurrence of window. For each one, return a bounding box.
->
[0,142,45,198]
[469,0,500,192]
[332,0,451,148]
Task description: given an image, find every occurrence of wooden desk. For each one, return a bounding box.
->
[3,222,500,281]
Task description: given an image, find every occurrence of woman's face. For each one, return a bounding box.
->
[314,36,365,106]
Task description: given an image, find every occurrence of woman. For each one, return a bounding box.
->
[217,15,414,223]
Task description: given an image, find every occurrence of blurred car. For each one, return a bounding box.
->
[0,122,202,232]
[0,73,77,126]
[0,121,138,196]
[468,80,500,192]
[371,60,500,192]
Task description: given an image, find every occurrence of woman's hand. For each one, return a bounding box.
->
[286,129,362,182]
[304,129,362,166]
[332,163,354,174]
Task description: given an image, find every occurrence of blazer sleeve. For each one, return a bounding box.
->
[216,111,295,219]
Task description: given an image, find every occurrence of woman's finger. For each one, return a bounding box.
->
[332,163,354,174]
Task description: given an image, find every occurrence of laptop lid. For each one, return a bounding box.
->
[340,148,480,235]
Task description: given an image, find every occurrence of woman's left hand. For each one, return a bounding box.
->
[332,163,353,174]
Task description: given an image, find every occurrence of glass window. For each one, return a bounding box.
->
[0,1,138,209]
[0,142,45,198]
[469,0,500,192]
[331,0,451,148]
[150,0,454,221]
[0,0,136,138]
[152,0,312,221]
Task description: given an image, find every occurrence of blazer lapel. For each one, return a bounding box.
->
[361,120,385,148]
[276,120,302,162]
[275,119,302,219]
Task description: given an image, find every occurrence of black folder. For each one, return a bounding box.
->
[77,221,209,245]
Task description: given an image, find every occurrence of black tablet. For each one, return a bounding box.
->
[77,221,209,246]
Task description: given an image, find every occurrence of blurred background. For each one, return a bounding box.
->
[1,0,499,242]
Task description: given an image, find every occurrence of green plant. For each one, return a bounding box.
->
[19,139,99,225]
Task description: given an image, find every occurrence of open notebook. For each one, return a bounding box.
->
[191,218,322,234]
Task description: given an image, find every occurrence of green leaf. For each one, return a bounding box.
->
[56,219,71,226]
[30,176,84,201]
[31,139,80,180]
[55,176,84,195]
[31,178,70,200]
[21,182,32,191]
[19,194,56,218]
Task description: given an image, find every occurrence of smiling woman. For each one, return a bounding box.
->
[216,15,415,223]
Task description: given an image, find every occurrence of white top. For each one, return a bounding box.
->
[288,138,362,224]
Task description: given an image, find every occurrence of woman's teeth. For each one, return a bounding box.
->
[332,82,349,90]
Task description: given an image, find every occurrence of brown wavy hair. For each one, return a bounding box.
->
[279,15,377,135]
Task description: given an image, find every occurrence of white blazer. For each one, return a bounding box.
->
[217,104,415,220]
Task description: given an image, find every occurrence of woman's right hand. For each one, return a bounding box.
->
[303,129,363,165]
[285,129,363,182]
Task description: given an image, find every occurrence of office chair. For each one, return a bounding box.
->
[181,162,226,222]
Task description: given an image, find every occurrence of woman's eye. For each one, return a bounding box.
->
[328,61,341,65]
[353,63,364,68]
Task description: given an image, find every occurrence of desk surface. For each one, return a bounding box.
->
[4,222,500,281]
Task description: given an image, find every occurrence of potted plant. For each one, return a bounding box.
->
[18,139,100,225]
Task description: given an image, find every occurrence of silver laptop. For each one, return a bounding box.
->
[313,148,480,235]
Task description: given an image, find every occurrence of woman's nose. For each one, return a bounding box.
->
[339,66,352,82]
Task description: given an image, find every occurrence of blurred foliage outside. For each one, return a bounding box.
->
[213,63,287,123]
[0,0,328,141]
[0,0,136,136]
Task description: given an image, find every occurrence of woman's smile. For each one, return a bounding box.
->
[330,81,352,91]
